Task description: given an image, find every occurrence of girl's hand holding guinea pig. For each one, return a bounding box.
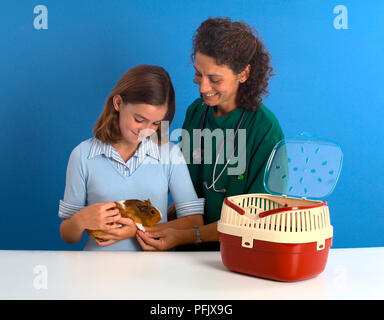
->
[77,202,122,232]
[77,202,136,246]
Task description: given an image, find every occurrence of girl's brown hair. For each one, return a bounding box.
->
[192,17,273,111]
[94,65,175,144]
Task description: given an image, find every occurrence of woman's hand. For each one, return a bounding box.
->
[136,228,185,251]
[94,217,138,247]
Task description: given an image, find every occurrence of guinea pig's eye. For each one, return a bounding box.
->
[151,210,156,215]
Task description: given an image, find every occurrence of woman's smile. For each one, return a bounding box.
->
[202,92,219,102]
[203,92,218,97]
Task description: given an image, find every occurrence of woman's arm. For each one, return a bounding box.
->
[136,220,218,251]
[197,221,218,242]
[145,213,203,233]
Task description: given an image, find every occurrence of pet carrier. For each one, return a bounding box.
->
[218,133,343,281]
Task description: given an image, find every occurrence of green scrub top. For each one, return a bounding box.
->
[181,97,284,228]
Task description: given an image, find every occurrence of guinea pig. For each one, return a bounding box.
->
[86,199,162,241]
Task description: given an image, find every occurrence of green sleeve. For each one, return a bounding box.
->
[246,112,284,194]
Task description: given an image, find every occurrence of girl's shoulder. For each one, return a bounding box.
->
[69,137,96,160]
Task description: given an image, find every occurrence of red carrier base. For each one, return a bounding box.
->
[218,232,332,282]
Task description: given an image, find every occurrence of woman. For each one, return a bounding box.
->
[59,65,204,251]
[137,17,284,251]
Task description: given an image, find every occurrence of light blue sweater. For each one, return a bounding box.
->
[59,137,204,251]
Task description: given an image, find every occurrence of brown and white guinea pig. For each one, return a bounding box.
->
[86,199,162,241]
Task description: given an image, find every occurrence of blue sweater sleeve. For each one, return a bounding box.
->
[166,143,205,218]
[58,142,87,219]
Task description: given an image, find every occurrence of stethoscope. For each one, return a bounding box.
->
[193,103,246,193]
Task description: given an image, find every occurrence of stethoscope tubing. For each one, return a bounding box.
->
[199,104,246,193]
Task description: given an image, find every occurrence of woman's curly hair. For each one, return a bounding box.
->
[192,17,273,111]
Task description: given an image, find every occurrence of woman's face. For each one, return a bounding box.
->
[193,52,244,112]
[114,96,168,146]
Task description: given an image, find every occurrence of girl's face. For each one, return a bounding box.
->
[193,52,247,112]
[113,96,168,146]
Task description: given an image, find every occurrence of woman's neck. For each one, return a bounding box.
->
[214,104,237,117]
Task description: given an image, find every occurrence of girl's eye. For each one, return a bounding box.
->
[153,121,161,126]
[134,118,144,123]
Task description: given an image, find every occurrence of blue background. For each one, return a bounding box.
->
[0,0,383,250]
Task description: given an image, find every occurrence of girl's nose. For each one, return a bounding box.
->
[138,122,154,130]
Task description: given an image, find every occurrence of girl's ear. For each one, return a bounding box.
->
[239,64,251,83]
[113,95,123,112]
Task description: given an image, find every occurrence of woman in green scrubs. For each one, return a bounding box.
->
[136,17,284,251]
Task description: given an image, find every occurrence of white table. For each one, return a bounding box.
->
[0,247,383,300]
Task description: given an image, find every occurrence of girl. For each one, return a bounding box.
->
[59,65,204,251]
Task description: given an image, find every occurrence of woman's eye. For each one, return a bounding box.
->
[193,74,201,84]
[135,118,144,123]
[210,78,221,84]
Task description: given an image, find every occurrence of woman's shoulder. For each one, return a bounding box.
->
[255,105,280,124]
[248,105,282,132]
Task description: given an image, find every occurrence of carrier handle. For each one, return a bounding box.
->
[223,198,264,217]
[224,197,284,217]
[224,197,245,215]
[258,202,328,218]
